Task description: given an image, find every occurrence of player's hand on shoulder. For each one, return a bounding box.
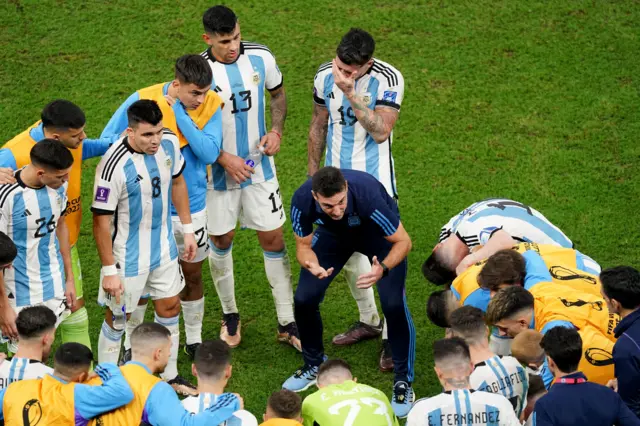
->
[232,393,244,409]
[0,168,16,184]
[219,153,254,184]
[259,131,281,156]
[304,261,334,279]
[607,378,618,392]
[456,254,477,276]
[164,94,177,107]
[0,303,18,340]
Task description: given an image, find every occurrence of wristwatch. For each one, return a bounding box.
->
[380,261,389,277]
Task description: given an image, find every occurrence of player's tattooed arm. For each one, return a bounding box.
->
[308,103,329,176]
[346,93,399,143]
[269,86,287,135]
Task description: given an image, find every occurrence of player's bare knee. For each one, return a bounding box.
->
[210,231,235,250]
[257,228,285,252]
[154,297,181,317]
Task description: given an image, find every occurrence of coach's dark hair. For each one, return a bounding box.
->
[427,290,453,328]
[30,139,74,170]
[194,340,231,380]
[16,306,57,340]
[433,337,470,364]
[131,322,171,352]
[485,286,534,325]
[528,374,546,398]
[127,100,163,128]
[311,167,346,198]
[54,343,94,377]
[477,250,526,291]
[540,326,582,374]
[175,54,213,88]
[336,28,375,66]
[203,5,237,35]
[601,266,640,310]
[267,389,302,420]
[0,232,17,267]
[41,99,86,130]
[449,306,487,344]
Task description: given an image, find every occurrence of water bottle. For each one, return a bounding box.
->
[245,145,265,168]
[112,297,126,331]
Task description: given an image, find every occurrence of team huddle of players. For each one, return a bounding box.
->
[0,2,632,426]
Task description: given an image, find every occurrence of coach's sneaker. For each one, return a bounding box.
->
[167,375,198,396]
[118,348,131,367]
[283,355,328,392]
[277,322,302,352]
[391,381,415,419]
[220,313,241,348]
[379,339,394,372]
[183,343,201,360]
[332,320,383,346]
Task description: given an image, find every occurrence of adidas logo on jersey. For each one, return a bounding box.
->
[22,209,31,217]
[135,174,144,183]
[213,85,222,93]
[328,92,335,99]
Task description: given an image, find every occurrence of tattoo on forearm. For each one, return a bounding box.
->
[348,94,387,139]
[308,111,328,172]
[270,91,287,133]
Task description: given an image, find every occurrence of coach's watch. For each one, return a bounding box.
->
[380,261,389,278]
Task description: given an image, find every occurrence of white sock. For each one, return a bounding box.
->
[124,302,148,351]
[155,313,180,381]
[382,318,388,340]
[209,244,238,314]
[343,253,381,326]
[98,320,123,364]
[181,297,204,345]
[263,249,295,326]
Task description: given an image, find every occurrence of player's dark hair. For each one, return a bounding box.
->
[336,28,375,66]
[477,250,526,291]
[194,339,231,380]
[0,232,17,267]
[527,374,546,398]
[127,100,163,128]
[131,322,171,352]
[317,358,352,379]
[311,166,346,198]
[41,99,86,130]
[267,389,302,420]
[175,54,213,88]
[30,139,74,170]
[16,306,57,340]
[422,251,456,286]
[53,343,94,377]
[485,286,534,325]
[427,290,453,328]
[540,326,582,374]
[203,5,237,35]
[433,337,470,364]
[449,306,487,343]
[601,266,640,310]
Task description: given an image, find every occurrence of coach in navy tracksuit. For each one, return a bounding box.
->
[533,326,640,425]
[282,167,416,418]
[601,266,640,418]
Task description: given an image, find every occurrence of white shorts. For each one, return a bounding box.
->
[206,178,286,236]
[5,297,70,352]
[98,260,184,314]
[172,210,209,263]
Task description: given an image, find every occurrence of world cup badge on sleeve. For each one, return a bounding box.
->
[95,186,110,203]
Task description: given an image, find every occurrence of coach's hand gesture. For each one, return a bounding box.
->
[0,303,17,340]
[356,256,383,288]
[103,275,124,304]
[305,261,334,279]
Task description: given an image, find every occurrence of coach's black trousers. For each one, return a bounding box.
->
[294,227,416,384]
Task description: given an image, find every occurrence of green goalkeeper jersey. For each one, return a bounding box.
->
[302,380,399,426]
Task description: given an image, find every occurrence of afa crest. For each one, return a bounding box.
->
[165,157,172,168]
[252,72,261,85]
[361,92,372,104]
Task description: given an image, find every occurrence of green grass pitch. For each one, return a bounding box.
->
[1,0,639,418]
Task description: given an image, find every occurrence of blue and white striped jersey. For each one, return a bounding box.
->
[182,393,258,426]
[90,133,185,277]
[202,42,283,191]
[0,170,67,307]
[439,198,573,249]
[407,389,521,426]
[313,59,404,198]
[0,358,53,389]
[470,356,529,419]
